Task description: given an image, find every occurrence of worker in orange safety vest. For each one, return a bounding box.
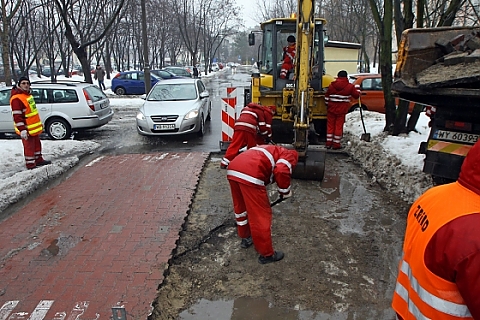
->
[392,140,480,319]
[10,76,51,170]
[226,145,298,264]
[220,103,275,169]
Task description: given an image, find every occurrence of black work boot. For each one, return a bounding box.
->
[240,237,253,249]
[36,160,52,166]
[258,250,284,264]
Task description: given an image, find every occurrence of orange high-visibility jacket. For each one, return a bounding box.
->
[10,91,43,136]
[392,181,477,319]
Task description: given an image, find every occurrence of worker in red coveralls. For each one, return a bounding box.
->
[279,35,296,79]
[10,76,51,170]
[324,70,360,149]
[227,145,298,264]
[392,139,480,319]
[220,103,275,169]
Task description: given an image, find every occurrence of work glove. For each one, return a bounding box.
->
[20,130,28,140]
[280,190,293,200]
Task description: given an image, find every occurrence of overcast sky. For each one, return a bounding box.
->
[240,0,260,29]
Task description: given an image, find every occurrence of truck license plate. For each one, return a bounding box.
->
[154,124,175,130]
[433,130,479,144]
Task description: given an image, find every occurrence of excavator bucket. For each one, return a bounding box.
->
[292,147,326,181]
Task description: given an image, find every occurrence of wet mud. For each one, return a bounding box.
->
[149,152,409,320]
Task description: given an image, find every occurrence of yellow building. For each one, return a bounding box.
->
[324,41,362,76]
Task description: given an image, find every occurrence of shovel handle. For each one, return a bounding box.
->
[358,97,368,134]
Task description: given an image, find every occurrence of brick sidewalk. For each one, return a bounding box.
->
[0,152,208,319]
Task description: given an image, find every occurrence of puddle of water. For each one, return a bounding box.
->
[179,297,349,320]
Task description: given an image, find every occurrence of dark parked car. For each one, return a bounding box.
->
[111,71,160,95]
[162,66,192,78]
[150,69,179,80]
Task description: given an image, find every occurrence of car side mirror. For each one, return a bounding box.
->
[140,94,146,100]
[200,91,209,99]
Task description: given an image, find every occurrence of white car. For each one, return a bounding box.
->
[210,63,220,72]
[0,81,113,140]
[136,78,211,136]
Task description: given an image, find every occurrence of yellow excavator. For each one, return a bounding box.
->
[246,3,334,181]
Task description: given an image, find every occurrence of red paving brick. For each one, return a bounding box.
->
[0,152,208,319]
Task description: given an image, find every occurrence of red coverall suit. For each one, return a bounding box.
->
[221,103,274,168]
[324,77,360,149]
[226,145,298,257]
[10,86,46,169]
[280,44,295,79]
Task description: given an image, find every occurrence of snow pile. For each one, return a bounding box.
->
[343,110,434,204]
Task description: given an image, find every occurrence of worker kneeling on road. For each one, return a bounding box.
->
[392,140,480,319]
[226,145,298,264]
[221,103,275,169]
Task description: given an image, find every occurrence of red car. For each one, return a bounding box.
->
[348,73,419,113]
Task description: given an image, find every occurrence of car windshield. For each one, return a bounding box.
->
[148,83,197,101]
[152,70,174,79]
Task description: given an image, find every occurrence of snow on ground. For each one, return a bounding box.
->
[0,68,434,215]
[344,110,433,204]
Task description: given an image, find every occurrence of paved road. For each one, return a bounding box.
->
[0,152,208,319]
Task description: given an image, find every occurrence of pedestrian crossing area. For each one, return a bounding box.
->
[0,301,103,320]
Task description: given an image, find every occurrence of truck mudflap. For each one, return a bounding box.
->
[423,139,473,182]
[292,146,326,181]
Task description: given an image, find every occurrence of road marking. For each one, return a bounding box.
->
[0,301,96,320]
[28,300,53,320]
[0,301,19,320]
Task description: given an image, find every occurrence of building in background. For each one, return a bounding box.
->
[324,41,362,75]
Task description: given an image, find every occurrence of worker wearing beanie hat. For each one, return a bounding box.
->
[324,70,360,149]
[280,35,296,79]
[10,76,51,169]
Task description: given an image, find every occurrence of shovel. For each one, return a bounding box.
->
[358,97,371,142]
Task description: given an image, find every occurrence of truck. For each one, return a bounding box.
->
[393,26,480,184]
[246,11,335,181]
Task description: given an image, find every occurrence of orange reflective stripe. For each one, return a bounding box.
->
[427,140,472,156]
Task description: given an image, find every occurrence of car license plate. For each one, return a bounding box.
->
[154,124,175,130]
[433,129,479,144]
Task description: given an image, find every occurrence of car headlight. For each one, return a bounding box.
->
[136,112,146,121]
[184,109,199,120]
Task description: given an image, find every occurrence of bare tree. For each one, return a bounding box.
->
[0,0,22,85]
[54,0,126,83]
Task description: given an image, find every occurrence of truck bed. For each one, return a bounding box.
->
[393,26,480,106]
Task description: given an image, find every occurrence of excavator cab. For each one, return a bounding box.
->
[246,17,334,181]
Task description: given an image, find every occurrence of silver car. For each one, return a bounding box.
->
[136,78,211,136]
[0,81,113,140]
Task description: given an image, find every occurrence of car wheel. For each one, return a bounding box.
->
[206,102,212,121]
[46,117,71,140]
[197,115,205,137]
[115,87,126,95]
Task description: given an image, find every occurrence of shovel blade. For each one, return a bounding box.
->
[361,133,371,142]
